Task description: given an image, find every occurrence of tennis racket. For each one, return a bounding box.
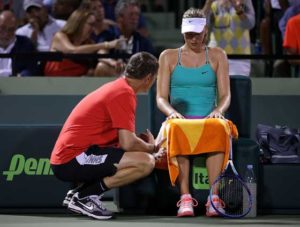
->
[209,137,252,218]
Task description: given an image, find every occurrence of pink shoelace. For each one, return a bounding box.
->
[177,197,198,208]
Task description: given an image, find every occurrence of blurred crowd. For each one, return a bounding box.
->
[0,0,299,77]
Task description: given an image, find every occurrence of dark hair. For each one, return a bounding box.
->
[125,52,158,79]
[183,7,206,19]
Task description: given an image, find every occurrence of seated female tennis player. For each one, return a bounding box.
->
[156,7,231,217]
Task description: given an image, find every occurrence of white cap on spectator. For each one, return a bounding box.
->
[181,18,206,34]
[24,0,43,12]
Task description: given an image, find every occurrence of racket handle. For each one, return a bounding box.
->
[244,165,257,217]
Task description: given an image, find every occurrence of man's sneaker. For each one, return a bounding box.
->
[205,195,225,217]
[176,194,198,217]
[68,192,113,220]
[62,189,76,207]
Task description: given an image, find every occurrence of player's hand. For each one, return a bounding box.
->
[167,111,184,120]
[108,37,127,49]
[28,18,39,31]
[206,109,225,119]
[153,147,167,161]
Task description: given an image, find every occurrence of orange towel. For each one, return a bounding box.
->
[156,118,238,186]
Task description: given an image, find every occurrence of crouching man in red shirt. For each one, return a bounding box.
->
[50,52,163,220]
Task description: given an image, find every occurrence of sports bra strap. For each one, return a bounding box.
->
[177,48,182,65]
[205,46,209,64]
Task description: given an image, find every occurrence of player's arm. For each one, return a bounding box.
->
[212,47,231,115]
[118,129,155,153]
[156,49,183,119]
[51,32,119,53]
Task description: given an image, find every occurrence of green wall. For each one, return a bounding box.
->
[1,77,300,139]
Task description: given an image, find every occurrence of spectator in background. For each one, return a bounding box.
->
[44,8,123,77]
[200,0,213,15]
[0,0,13,11]
[261,0,299,77]
[0,1,27,24]
[80,0,124,77]
[279,2,300,39]
[81,0,119,43]
[102,0,117,19]
[16,0,65,52]
[102,0,149,37]
[208,0,255,77]
[283,13,300,70]
[260,0,289,55]
[0,10,38,77]
[114,0,154,55]
[273,2,300,78]
[43,0,54,13]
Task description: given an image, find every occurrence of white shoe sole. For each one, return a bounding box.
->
[68,203,113,220]
[62,199,70,207]
[177,211,194,217]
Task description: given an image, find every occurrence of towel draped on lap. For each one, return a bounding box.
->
[155,118,238,186]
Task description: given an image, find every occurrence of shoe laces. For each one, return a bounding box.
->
[206,197,225,209]
[176,197,198,208]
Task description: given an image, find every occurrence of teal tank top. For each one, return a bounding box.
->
[170,47,217,117]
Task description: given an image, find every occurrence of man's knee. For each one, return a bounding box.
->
[139,153,155,176]
[121,152,155,176]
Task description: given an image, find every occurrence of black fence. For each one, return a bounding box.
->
[0,52,299,77]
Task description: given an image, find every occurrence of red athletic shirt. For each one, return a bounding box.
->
[50,77,136,164]
[283,14,300,53]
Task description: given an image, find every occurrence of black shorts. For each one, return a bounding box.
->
[51,145,125,183]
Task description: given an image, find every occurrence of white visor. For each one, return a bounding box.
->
[181,18,206,34]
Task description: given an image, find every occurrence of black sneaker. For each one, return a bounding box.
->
[62,189,76,207]
[68,192,113,220]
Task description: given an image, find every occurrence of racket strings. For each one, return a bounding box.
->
[212,175,251,217]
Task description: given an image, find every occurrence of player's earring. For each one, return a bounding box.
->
[145,76,151,84]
